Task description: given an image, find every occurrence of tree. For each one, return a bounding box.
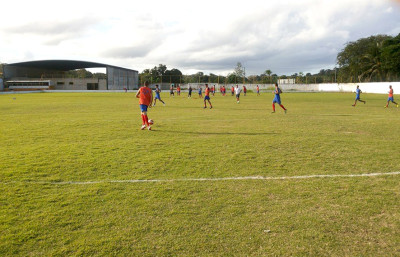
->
[381,33,400,80]
[164,68,183,84]
[264,69,272,83]
[337,35,391,82]
[227,73,240,83]
[233,62,244,77]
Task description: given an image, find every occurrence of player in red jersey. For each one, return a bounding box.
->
[204,84,213,109]
[231,86,235,96]
[177,84,181,96]
[243,86,247,96]
[135,81,154,130]
[385,85,398,108]
[256,85,260,96]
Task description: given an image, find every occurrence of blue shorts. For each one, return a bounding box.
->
[356,95,360,100]
[204,95,210,100]
[155,94,161,100]
[140,104,148,112]
[388,97,394,102]
[273,95,281,104]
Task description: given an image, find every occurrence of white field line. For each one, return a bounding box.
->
[3,171,400,185]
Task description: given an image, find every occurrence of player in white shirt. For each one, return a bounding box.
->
[235,85,242,103]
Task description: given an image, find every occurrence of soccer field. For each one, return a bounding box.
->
[1,91,399,256]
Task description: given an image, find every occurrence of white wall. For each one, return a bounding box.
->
[155,82,400,94]
[318,82,400,94]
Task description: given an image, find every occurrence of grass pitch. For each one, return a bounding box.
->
[0,91,399,256]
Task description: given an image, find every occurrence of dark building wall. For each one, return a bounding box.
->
[3,65,65,79]
[107,67,138,90]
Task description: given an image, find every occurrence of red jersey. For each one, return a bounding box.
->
[177,86,181,92]
[139,87,152,106]
[389,88,393,97]
[205,87,210,96]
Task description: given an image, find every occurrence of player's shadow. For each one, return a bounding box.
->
[319,114,354,116]
[159,130,279,135]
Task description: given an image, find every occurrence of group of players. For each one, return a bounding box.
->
[135,81,287,130]
[136,81,397,130]
[353,85,398,108]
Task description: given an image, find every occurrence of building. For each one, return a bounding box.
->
[1,60,138,91]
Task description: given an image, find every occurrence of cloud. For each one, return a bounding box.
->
[102,45,157,59]
[1,0,399,75]
[1,17,101,46]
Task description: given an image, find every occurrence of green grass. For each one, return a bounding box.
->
[1,92,399,256]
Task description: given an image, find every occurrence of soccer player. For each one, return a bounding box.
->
[256,85,260,95]
[204,84,213,109]
[170,84,175,97]
[153,84,165,106]
[231,86,235,96]
[177,84,181,96]
[198,86,203,98]
[135,81,153,130]
[272,83,287,113]
[243,86,247,96]
[212,85,216,96]
[352,85,366,106]
[188,86,193,98]
[385,85,399,108]
[235,85,242,103]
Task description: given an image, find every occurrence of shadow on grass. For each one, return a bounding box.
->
[318,114,354,116]
[157,130,279,135]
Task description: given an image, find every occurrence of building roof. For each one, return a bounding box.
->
[7,60,136,72]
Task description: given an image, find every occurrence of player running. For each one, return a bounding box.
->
[243,86,247,96]
[135,81,153,130]
[153,84,165,106]
[177,84,181,96]
[235,85,242,103]
[204,84,213,109]
[170,85,175,97]
[385,85,399,108]
[231,86,235,96]
[352,85,366,106]
[272,83,287,114]
[256,85,260,95]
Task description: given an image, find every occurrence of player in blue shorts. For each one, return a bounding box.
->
[352,85,366,106]
[203,84,213,109]
[198,86,203,98]
[385,85,398,108]
[153,84,165,106]
[272,83,287,113]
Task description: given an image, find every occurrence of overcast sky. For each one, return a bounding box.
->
[1,0,400,76]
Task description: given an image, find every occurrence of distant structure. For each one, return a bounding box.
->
[278,78,295,84]
[1,60,138,91]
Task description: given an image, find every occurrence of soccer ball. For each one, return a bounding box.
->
[148,119,154,125]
